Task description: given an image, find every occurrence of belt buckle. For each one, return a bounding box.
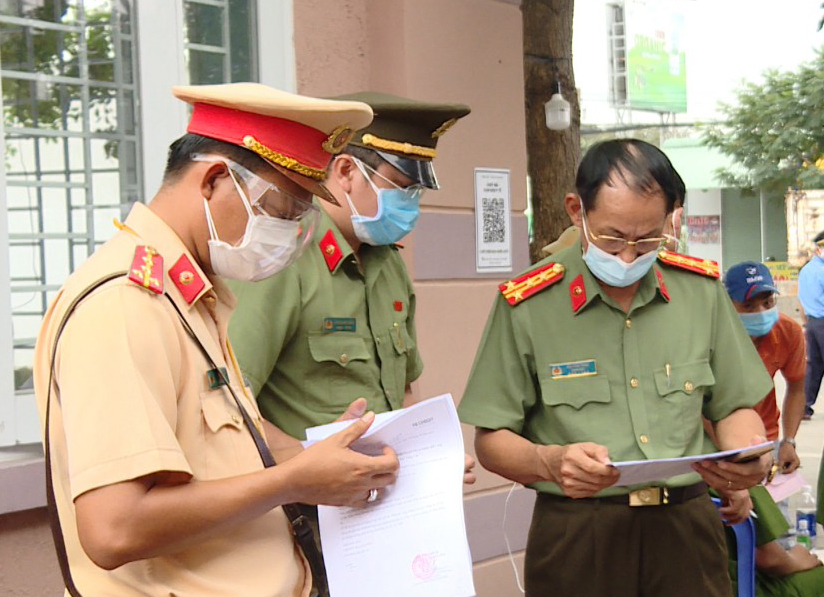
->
[629,486,668,507]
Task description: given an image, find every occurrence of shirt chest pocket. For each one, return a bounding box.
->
[652,359,715,448]
[541,374,612,410]
[200,386,246,433]
[539,374,614,443]
[653,359,715,398]
[308,333,371,368]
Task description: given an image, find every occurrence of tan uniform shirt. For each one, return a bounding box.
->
[33,203,310,597]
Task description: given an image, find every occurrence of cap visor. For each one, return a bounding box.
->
[267,160,339,206]
[744,283,780,300]
[375,150,439,190]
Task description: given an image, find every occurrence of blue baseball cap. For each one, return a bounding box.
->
[723,261,779,302]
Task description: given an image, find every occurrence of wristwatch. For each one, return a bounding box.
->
[780,437,797,447]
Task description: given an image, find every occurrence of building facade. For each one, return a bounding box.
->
[0,1,533,595]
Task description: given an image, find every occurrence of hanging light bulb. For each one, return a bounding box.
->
[544,81,571,131]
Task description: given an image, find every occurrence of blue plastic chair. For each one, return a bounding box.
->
[712,496,757,597]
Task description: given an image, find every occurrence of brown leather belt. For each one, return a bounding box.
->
[542,481,708,507]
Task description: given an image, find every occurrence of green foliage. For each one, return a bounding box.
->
[702,47,824,193]
[1,1,119,153]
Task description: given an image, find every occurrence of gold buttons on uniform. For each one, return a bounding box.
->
[325,244,335,255]
[393,322,399,328]
[684,381,694,392]
[231,415,241,425]
[625,319,632,329]
[340,354,348,364]
[630,377,639,388]
[640,435,649,443]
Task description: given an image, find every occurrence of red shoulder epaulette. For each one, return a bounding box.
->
[499,262,565,306]
[657,249,720,278]
[128,245,164,294]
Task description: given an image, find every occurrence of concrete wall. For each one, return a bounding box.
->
[295,1,532,595]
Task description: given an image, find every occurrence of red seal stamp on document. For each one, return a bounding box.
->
[412,553,436,580]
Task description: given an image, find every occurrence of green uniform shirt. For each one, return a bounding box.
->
[458,243,773,495]
[228,208,423,439]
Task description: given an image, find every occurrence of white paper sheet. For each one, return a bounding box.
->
[613,441,775,486]
[304,394,475,597]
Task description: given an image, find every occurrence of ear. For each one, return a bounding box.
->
[565,193,583,226]
[198,161,231,201]
[329,155,358,194]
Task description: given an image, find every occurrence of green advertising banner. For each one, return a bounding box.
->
[625,0,687,113]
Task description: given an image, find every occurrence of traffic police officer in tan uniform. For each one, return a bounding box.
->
[228,92,470,439]
[33,83,399,597]
[458,139,774,597]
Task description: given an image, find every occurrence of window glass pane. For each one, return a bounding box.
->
[185,1,223,47]
[186,48,225,85]
[0,0,80,24]
[184,0,257,85]
[1,0,141,406]
[228,0,255,81]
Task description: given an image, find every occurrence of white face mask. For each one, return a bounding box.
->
[197,156,317,282]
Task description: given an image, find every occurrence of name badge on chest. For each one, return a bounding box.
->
[549,359,597,379]
[323,317,357,333]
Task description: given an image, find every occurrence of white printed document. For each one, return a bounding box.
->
[613,441,775,486]
[304,394,475,597]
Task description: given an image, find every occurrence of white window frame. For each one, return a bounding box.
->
[0,0,295,448]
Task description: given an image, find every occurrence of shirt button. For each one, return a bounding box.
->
[630,377,639,388]
[393,322,399,328]
[625,318,632,329]
[640,435,649,443]
[231,415,241,425]
[340,354,348,364]
[684,381,694,392]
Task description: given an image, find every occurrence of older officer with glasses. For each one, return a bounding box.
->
[459,138,774,597]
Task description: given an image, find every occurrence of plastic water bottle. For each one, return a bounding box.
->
[796,485,817,547]
[797,518,812,549]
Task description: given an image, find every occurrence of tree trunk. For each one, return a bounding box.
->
[522,0,580,263]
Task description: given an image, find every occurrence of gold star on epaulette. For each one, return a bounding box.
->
[657,249,720,278]
[499,262,565,306]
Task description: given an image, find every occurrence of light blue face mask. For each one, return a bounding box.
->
[346,158,423,246]
[739,306,779,337]
[580,207,658,287]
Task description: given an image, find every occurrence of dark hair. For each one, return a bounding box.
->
[576,139,685,213]
[162,133,271,183]
[338,144,385,170]
[814,230,824,244]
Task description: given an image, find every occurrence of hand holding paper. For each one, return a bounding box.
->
[286,410,399,507]
[304,394,475,597]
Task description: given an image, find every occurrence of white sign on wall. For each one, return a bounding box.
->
[474,168,512,273]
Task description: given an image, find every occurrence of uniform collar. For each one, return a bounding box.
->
[558,242,669,314]
[123,202,229,308]
[314,204,356,274]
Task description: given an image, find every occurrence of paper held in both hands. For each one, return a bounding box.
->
[613,441,776,486]
[303,394,475,597]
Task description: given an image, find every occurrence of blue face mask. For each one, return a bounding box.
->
[346,158,423,246]
[739,306,779,337]
[580,207,658,287]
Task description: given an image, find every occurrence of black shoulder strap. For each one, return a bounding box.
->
[161,295,327,593]
[45,271,128,597]
[45,274,326,596]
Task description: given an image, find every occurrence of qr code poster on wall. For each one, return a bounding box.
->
[474,168,512,273]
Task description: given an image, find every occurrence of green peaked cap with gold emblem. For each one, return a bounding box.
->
[329,91,470,189]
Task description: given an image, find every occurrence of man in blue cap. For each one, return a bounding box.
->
[798,231,824,419]
[724,260,805,472]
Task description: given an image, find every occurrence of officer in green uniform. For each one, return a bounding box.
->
[228,92,470,439]
[722,487,824,597]
[458,139,775,597]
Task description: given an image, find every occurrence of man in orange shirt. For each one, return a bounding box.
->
[724,261,805,472]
